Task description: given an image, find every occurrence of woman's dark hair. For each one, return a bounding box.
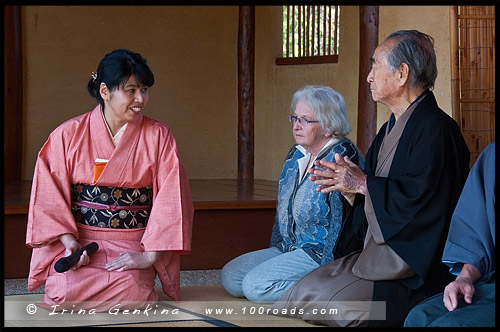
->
[87,49,154,108]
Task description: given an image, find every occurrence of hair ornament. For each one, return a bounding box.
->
[91,71,98,81]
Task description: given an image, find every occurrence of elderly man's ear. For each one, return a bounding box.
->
[398,63,410,86]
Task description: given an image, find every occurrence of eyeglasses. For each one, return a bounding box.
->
[288,115,320,125]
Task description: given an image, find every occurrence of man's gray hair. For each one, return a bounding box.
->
[384,30,437,90]
[291,85,351,138]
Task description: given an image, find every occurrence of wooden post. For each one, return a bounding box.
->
[238,6,255,180]
[449,6,461,126]
[4,6,23,182]
[357,6,378,157]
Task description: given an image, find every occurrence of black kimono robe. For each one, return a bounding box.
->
[353,91,470,326]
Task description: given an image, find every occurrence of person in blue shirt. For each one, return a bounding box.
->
[405,141,495,327]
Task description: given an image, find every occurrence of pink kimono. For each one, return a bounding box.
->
[26,105,193,311]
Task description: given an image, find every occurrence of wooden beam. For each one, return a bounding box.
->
[449,6,460,125]
[237,6,255,180]
[357,6,378,157]
[4,6,23,181]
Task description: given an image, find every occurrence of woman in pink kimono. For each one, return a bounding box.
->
[26,49,193,311]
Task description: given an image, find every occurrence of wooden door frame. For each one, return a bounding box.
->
[4,5,23,182]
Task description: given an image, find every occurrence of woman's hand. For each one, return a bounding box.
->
[309,153,367,195]
[105,251,161,272]
[58,233,90,270]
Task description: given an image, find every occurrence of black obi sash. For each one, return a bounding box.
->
[71,184,152,229]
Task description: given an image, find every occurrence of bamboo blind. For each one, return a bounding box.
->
[277,5,339,65]
[453,6,495,167]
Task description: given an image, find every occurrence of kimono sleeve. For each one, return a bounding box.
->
[442,141,495,277]
[25,127,79,291]
[140,128,193,253]
[26,128,79,248]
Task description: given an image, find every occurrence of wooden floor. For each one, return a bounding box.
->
[4,179,279,278]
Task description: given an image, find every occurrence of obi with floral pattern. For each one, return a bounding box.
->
[71,184,152,229]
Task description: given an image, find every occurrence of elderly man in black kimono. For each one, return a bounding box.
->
[271,30,470,327]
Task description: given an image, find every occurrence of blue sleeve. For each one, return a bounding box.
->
[442,141,495,276]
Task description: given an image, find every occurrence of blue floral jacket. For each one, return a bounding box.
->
[270,138,364,265]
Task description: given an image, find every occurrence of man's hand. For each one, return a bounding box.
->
[442,264,481,311]
[309,153,367,195]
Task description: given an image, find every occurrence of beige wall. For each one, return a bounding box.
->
[254,5,452,180]
[22,6,239,180]
[376,6,452,131]
[21,6,453,182]
[254,6,360,180]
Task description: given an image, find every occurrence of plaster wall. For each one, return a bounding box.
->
[21,5,452,181]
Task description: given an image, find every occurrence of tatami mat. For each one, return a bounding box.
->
[4,285,318,328]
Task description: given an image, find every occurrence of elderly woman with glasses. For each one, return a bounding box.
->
[221,85,364,303]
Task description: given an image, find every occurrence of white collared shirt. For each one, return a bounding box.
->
[296,137,340,182]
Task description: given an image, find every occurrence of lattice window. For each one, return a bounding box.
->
[277,5,340,65]
[452,6,495,167]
